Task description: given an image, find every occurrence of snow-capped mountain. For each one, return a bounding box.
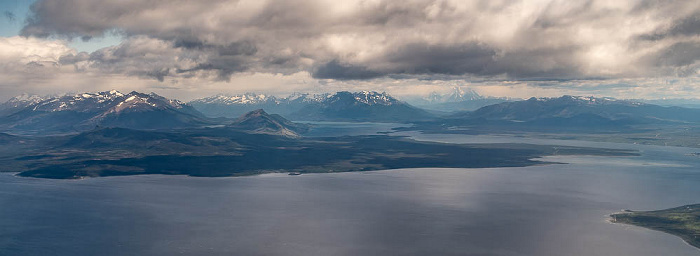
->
[289,91,433,122]
[417,87,483,104]
[444,87,483,102]
[189,92,334,118]
[3,93,46,108]
[325,91,400,106]
[0,93,47,115]
[190,93,280,105]
[190,93,300,118]
[406,87,513,112]
[191,91,432,122]
[26,90,195,113]
[0,90,209,134]
[286,92,328,103]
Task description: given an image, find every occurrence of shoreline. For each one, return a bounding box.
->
[610,205,700,251]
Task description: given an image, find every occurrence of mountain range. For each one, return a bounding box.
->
[0,90,432,134]
[288,91,433,122]
[188,93,318,118]
[0,90,211,134]
[636,98,700,109]
[190,91,432,122]
[406,87,514,112]
[0,93,46,116]
[443,95,700,130]
[5,90,700,136]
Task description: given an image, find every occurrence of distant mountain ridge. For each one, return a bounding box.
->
[636,98,700,109]
[191,93,279,105]
[189,92,325,118]
[191,91,433,122]
[0,90,210,134]
[288,91,433,122]
[0,93,47,116]
[445,95,700,128]
[407,87,514,112]
[428,87,484,103]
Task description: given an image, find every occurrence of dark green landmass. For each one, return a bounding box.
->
[611,204,700,249]
[0,127,637,179]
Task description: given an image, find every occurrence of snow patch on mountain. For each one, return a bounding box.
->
[421,87,483,104]
[1,93,46,109]
[16,90,191,114]
[348,91,399,106]
[190,93,281,105]
[528,95,644,106]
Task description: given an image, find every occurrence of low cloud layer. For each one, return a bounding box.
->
[1,0,699,99]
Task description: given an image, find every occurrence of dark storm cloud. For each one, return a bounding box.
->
[488,46,585,79]
[313,60,383,80]
[653,42,700,67]
[313,43,498,80]
[639,41,700,77]
[15,0,700,82]
[173,40,258,56]
[638,11,700,41]
[382,43,497,75]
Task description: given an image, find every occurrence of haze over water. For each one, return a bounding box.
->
[1,124,700,256]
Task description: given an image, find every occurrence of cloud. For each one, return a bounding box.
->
[381,42,497,76]
[0,36,74,71]
[313,60,383,80]
[0,0,697,101]
[637,10,700,41]
[16,0,700,83]
[0,36,319,101]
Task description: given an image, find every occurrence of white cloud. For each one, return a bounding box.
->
[0,0,698,100]
[0,36,73,68]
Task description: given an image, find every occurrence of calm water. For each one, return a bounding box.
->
[301,121,409,137]
[1,124,700,255]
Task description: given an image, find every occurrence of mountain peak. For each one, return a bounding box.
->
[2,93,46,112]
[108,90,124,96]
[7,93,45,103]
[446,86,482,102]
[419,86,483,104]
[328,91,399,106]
[190,93,277,105]
[242,108,268,117]
[229,109,308,137]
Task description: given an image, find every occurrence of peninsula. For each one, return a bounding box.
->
[611,204,700,250]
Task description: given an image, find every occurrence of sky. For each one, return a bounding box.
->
[0,0,699,101]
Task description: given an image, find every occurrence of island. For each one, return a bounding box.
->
[611,204,700,250]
